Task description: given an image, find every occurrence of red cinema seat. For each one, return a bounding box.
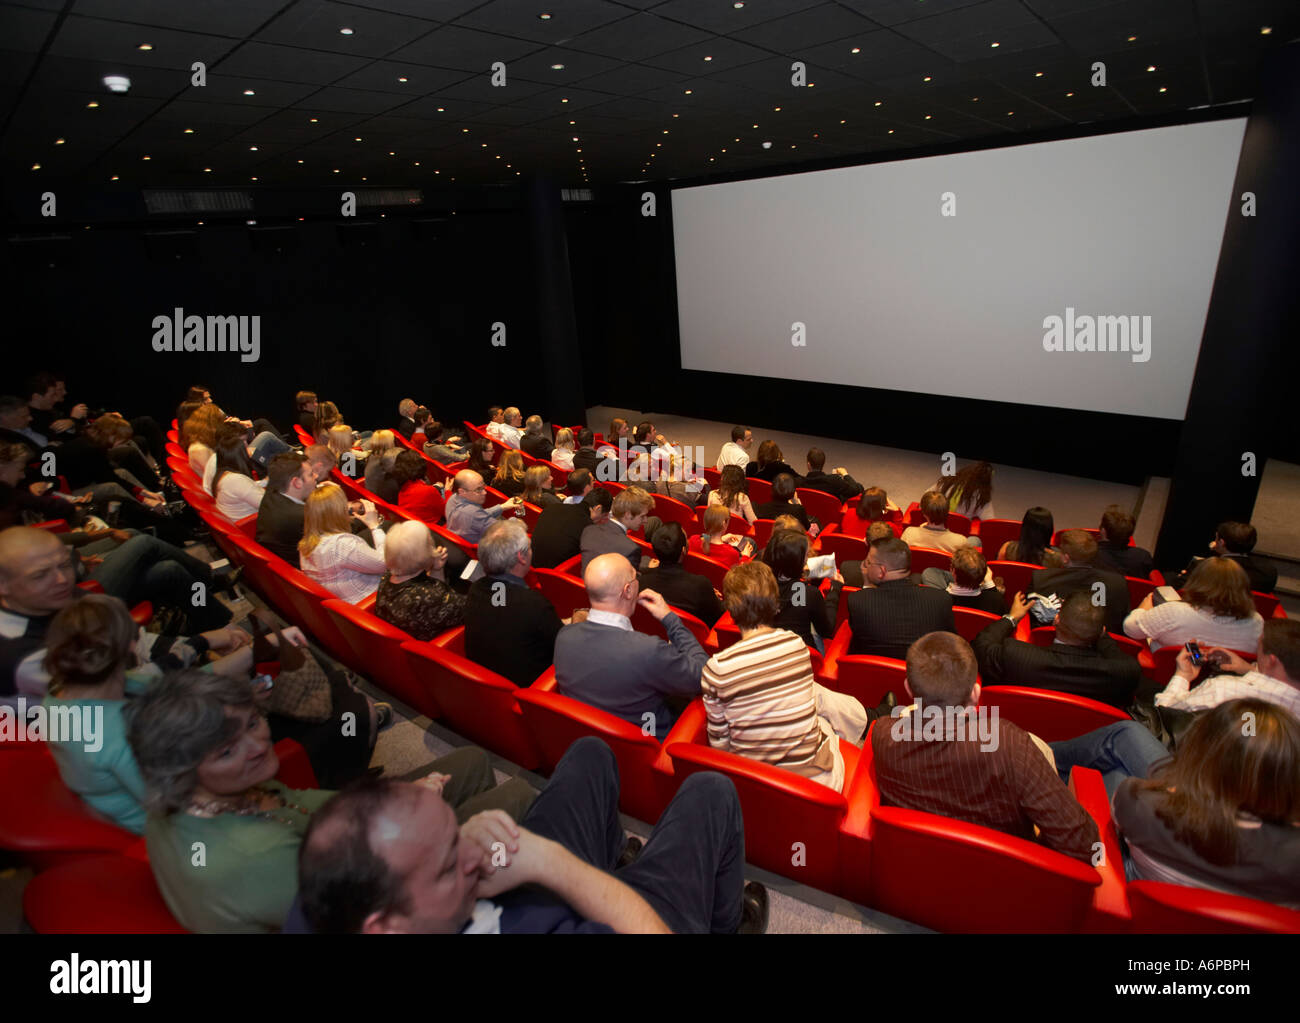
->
[261,559,359,666]
[953,606,1002,643]
[1252,590,1283,618]
[516,668,679,823]
[666,700,857,895]
[744,477,772,503]
[531,568,589,620]
[820,532,866,569]
[706,610,741,652]
[1125,575,1157,608]
[973,518,1022,560]
[908,546,952,576]
[1028,625,1150,668]
[165,427,180,444]
[827,655,909,708]
[519,500,543,531]
[682,550,731,593]
[650,492,701,534]
[751,518,776,550]
[294,424,315,446]
[977,685,1129,741]
[1148,645,1256,687]
[322,599,432,716]
[694,505,753,537]
[628,602,712,647]
[556,553,583,577]
[795,488,843,530]
[401,637,540,769]
[1126,881,1300,934]
[986,561,1043,607]
[702,467,721,488]
[24,854,189,934]
[0,744,137,871]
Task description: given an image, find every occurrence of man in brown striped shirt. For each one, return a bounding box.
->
[871,631,1099,861]
[702,562,867,792]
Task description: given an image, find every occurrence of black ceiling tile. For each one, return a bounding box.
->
[336,0,481,18]
[0,49,37,86]
[30,55,188,98]
[154,97,277,125]
[502,86,620,112]
[1,4,58,53]
[640,36,775,75]
[427,75,554,106]
[71,0,290,37]
[295,85,412,113]
[502,45,624,84]
[254,0,439,56]
[49,15,239,69]
[892,0,1060,61]
[187,76,320,105]
[387,94,498,119]
[651,0,823,34]
[564,11,713,61]
[214,41,371,84]
[730,3,881,50]
[452,0,632,44]
[389,24,546,69]
[329,60,469,93]
[569,62,690,94]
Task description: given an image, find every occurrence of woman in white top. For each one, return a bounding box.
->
[1124,557,1264,653]
[209,425,267,521]
[299,482,387,603]
[182,404,226,477]
[709,465,757,524]
[550,428,576,471]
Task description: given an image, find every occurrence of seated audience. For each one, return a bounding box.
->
[0,394,50,450]
[753,473,814,532]
[256,452,318,567]
[498,407,523,449]
[702,561,867,792]
[183,404,226,476]
[210,425,267,522]
[523,466,561,508]
[596,417,630,462]
[934,460,995,521]
[520,415,555,461]
[0,441,97,532]
[492,451,527,498]
[763,528,838,650]
[1166,520,1278,594]
[689,505,746,568]
[464,519,565,687]
[1031,529,1130,633]
[465,437,497,480]
[129,669,532,933]
[745,440,802,485]
[1048,718,1172,799]
[997,506,1055,563]
[295,737,766,933]
[554,553,708,737]
[901,490,978,555]
[715,425,753,471]
[391,449,444,522]
[299,483,387,602]
[580,486,653,573]
[839,486,903,539]
[363,430,400,501]
[294,391,317,434]
[394,398,418,440]
[560,468,592,505]
[327,423,361,478]
[939,547,1006,613]
[872,632,1100,862]
[484,406,507,443]
[707,466,757,527]
[638,523,723,628]
[572,428,613,478]
[848,537,956,658]
[444,470,522,545]
[313,400,341,444]
[1153,618,1300,717]
[1124,557,1263,653]
[973,591,1143,708]
[532,484,609,570]
[1113,699,1300,908]
[410,405,432,447]
[374,521,465,641]
[801,447,864,503]
[550,428,577,471]
[423,420,469,465]
[1092,504,1155,579]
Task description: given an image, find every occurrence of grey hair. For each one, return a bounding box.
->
[478,518,529,576]
[384,520,435,576]
[524,414,544,435]
[126,669,258,815]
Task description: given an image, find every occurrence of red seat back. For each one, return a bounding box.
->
[745,477,772,503]
[1252,590,1282,618]
[262,559,358,666]
[908,546,952,575]
[702,467,721,488]
[820,532,866,569]
[974,518,1022,560]
[795,488,843,528]
[650,492,700,534]
[1126,880,1300,934]
[953,606,1002,643]
[751,518,776,549]
[1125,575,1158,607]
[24,854,188,933]
[681,550,731,593]
[986,561,1042,606]
[556,553,583,577]
[322,599,431,715]
[978,685,1129,741]
[531,568,588,619]
[829,655,909,707]
[628,602,712,646]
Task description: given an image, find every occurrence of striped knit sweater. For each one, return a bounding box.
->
[701,628,836,779]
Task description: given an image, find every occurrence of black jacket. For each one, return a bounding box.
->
[847,579,956,659]
[520,432,555,461]
[464,576,563,687]
[638,563,724,628]
[745,460,803,485]
[949,587,1009,614]
[972,617,1142,709]
[1094,541,1155,581]
[754,499,812,530]
[532,502,591,569]
[800,469,864,503]
[1030,564,1131,634]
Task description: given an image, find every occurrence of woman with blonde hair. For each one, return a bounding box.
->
[183,404,227,475]
[551,427,576,471]
[523,464,561,507]
[299,482,387,602]
[492,450,527,498]
[688,504,748,567]
[363,429,399,499]
[1124,557,1264,652]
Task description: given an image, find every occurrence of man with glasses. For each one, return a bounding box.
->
[444,470,523,545]
[847,536,955,659]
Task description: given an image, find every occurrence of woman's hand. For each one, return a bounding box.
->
[202,626,252,654]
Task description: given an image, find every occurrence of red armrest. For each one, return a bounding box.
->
[1069,765,1130,931]
[273,738,319,789]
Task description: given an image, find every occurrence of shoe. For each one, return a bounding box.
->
[365,765,385,779]
[616,836,644,869]
[736,881,769,934]
[211,564,244,595]
[374,702,395,733]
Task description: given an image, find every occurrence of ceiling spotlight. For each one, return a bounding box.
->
[184,128,194,133]
[1127,35,1137,42]
[103,75,131,93]
[733,2,744,8]
[203,167,211,172]
[762,141,771,149]
[1066,91,1074,97]
[138,43,152,51]
[298,159,304,163]
[339,27,354,35]
[437,107,445,112]
[990,41,1000,47]
[1035,71,1043,77]
[87,101,99,108]
[561,97,568,102]
[774,106,781,111]
[874,100,882,106]
[31,163,40,170]
[684,89,692,95]
[972,96,979,101]
[243,89,255,95]
[249,146,258,151]
[54,137,65,144]
[398,76,408,82]
[389,151,395,155]
[851,47,860,54]
[1159,86,1167,93]
[704,56,712,61]
[310,117,318,122]
[1146,65,1156,72]
[1261,26,1272,35]
[354,137,362,141]
[112,174,120,180]
[142,154,151,160]
[551,63,565,70]
[539,13,551,19]
[923,76,931,82]
[925,114,932,119]
[888,129,894,134]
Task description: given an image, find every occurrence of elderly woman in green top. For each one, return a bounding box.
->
[128,669,537,933]
[43,594,262,835]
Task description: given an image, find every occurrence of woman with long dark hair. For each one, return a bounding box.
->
[210,423,265,521]
[998,506,1054,564]
[709,465,757,525]
[934,460,995,520]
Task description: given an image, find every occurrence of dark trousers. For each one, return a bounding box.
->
[89,533,232,632]
[130,416,167,465]
[109,441,162,490]
[520,737,745,933]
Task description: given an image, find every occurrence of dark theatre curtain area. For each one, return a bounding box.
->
[5,210,542,436]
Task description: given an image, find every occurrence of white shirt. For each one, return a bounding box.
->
[1156,668,1300,718]
[499,424,522,449]
[1123,600,1263,653]
[716,441,750,471]
[213,471,266,521]
[202,455,216,494]
[586,609,633,632]
[551,447,575,470]
[189,443,214,478]
[900,523,976,555]
[300,529,387,603]
[485,421,506,441]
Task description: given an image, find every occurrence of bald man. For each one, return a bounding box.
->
[443,470,522,545]
[553,553,709,739]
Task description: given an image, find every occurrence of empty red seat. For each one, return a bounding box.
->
[953,606,1002,643]
[986,560,1042,606]
[530,568,588,619]
[702,467,721,488]
[322,599,433,716]
[977,685,1129,741]
[972,518,1022,559]
[681,550,731,593]
[650,492,701,534]
[828,655,909,708]
[261,558,360,666]
[751,518,776,549]
[794,488,843,529]
[516,668,679,823]
[819,532,866,569]
[1126,880,1300,934]
[1125,575,1157,608]
[744,477,772,503]
[24,854,188,933]
[555,553,583,577]
[1252,590,1284,618]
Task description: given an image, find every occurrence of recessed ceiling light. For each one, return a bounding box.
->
[972,96,979,101]
[733,2,744,8]
[244,89,255,95]
[54,137,65,144]
[31,163,40,170]
[333,168,339,173]
[249,146,258,151]
[87,101,98,108]
[704,56,712,61]
[184,128,194,134]
[398,77,408,82]
[1261,26,1272,35]
[339,27,354,35]
[1066,91,1074,97]
[572,136,578,141]
[138,43,152,51]
[925,115,931,119]
[875,100,882,106]
[437,107,445,112]
[1035,71,1043,77]
[142,154,150,160]
[551,63,564,70]
[354,137,362,141]
[1127,35,1137,42]
[111,175,119,180]
[250,177,257,182]
[851,47,860,54]
[462,128,469,133]
[103,75,130,93]
[414,161,420,166]
[840,119,846,124]
[990,41,999,47]
[1146,65,1156,72]
[1159,86,1167,93]
[561,97,568,102]
[684,90,692,95]
[389,151,395,155]
[923,76,931,82]
[298,159,304,163]
[1007,111,1014,115]
[203,167,211,172]
[774,106,781,111]
[888,129,894,134]
[310,118,318,123]
[539,13,551,19]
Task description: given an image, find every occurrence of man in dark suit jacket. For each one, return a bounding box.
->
[463,518,565,687]
[519,415,556,461]
[972,591,1142,709]
[848,537,956,658]
[637,523,724,628]
[580,486,653,573]
[1092,504,1155,580]
[533,484,609,569]
[257,452,372,566]
[554,554,708,738]
[801,447,864,503]
[1164,520,1277,594]
[753,473,813,530]
[1030,530,1130,634]
[394,398,418,440]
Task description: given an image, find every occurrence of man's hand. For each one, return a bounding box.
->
[1202,646,1252,675]
[1173,645,1199,679]
[637,588,672,621]
[81,554,104,570]
[834,467,848,476]
[51,418,77,434]
[201,626,252,654]
[416,772,452,796]
[1009,591,1037,621]
[70,404,89,420]
[266,626,308,649]
[567,608,590,625]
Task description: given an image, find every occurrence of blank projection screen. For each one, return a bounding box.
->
[671,118,1246,420]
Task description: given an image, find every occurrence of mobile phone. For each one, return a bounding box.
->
[253,673,275,693]
[1185,641,1202,665]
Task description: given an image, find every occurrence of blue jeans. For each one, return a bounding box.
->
[1049,721,1171,800]
[249,431,291,468]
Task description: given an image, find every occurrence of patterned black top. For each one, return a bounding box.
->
[374,571,467,641]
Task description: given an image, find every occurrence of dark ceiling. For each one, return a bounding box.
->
[2,0,1297,192]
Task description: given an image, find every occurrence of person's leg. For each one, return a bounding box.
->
[91,535,232,631]
[108,442,161,490]
[814,684,869,743]
[921,567,954,590]
[130,415,167,465]
[1049,721,1171,799]
[617,772,745,934]
[520,737,624,870]
[248,431,292,468]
